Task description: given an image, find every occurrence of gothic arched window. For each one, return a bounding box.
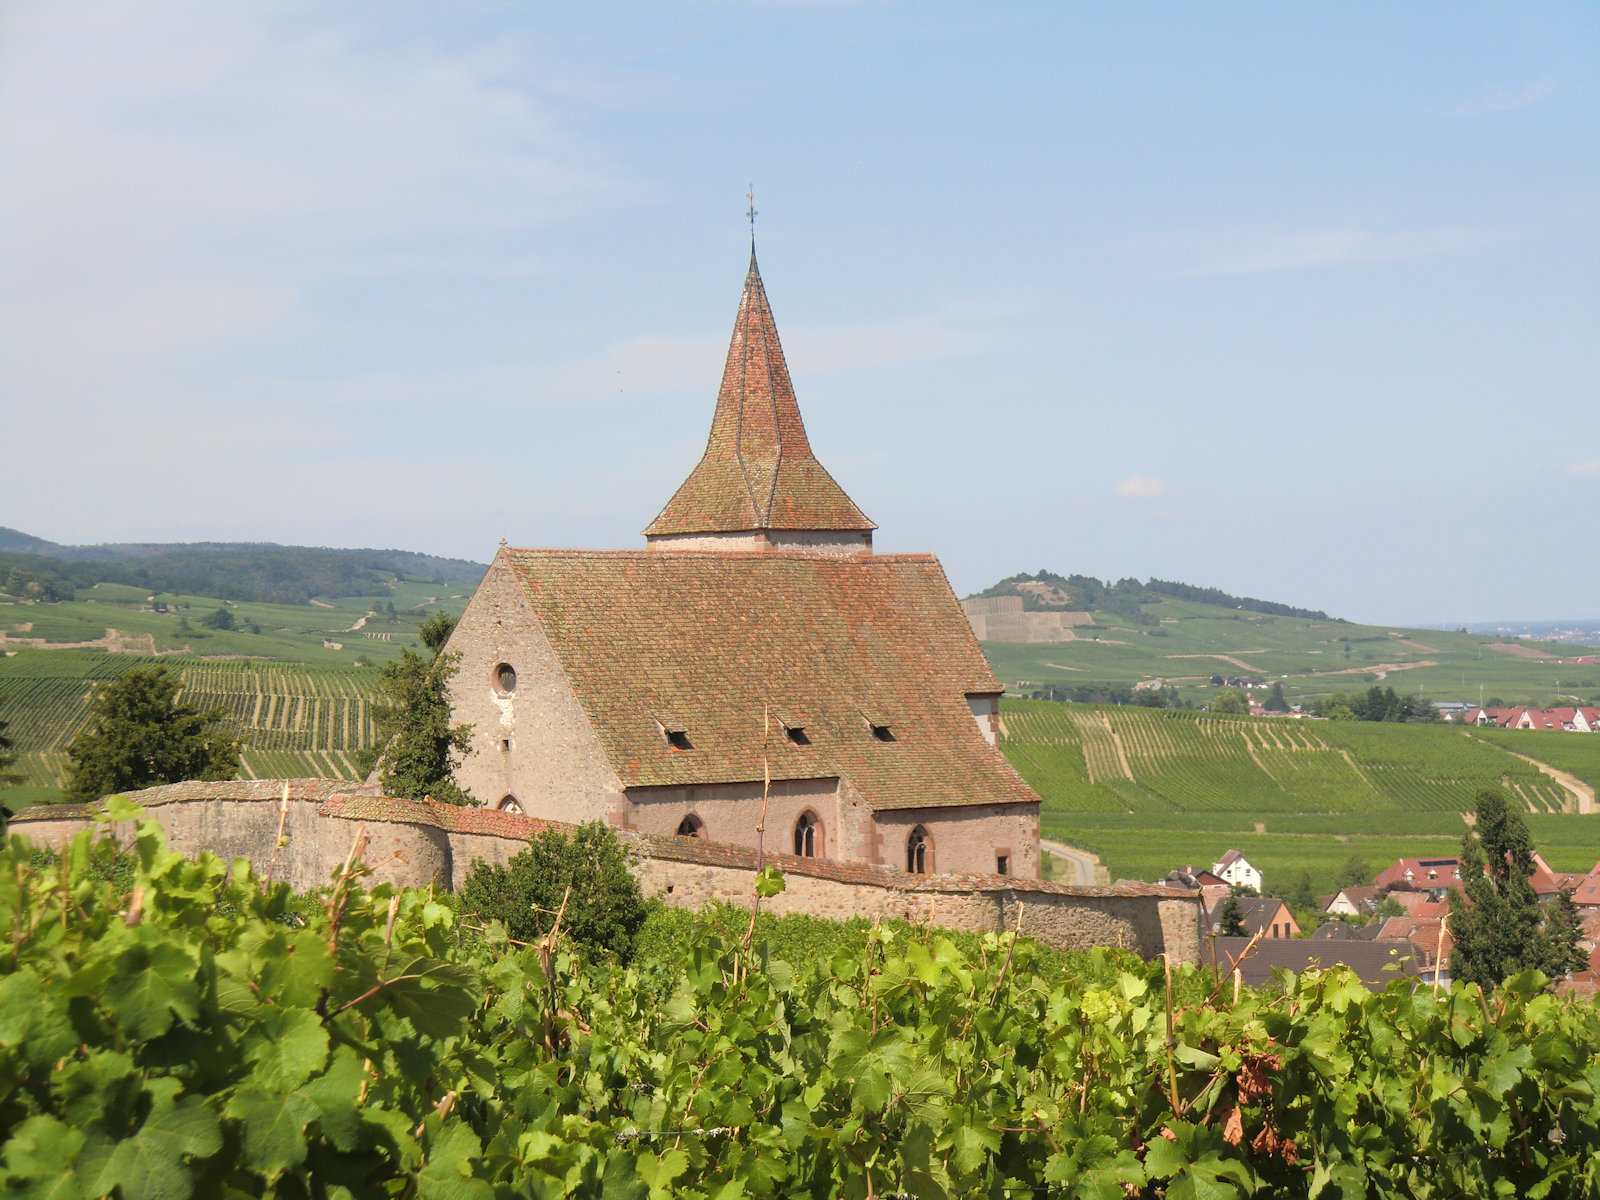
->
[907,826,930,874]
[676,814,705,838]
[794,811,820,857]
[498,795,523,814]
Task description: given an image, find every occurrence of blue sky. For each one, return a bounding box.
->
[2,2,1595,624]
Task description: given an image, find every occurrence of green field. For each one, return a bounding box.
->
[1001,699,1600,893]
[0,651,383,803]
[1,573,477,807]
[0,581,472,667]
[981,593,1599,709]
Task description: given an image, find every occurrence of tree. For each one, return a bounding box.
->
[458,821,648,962]
[1449,788,1575,988]
[62,665,240,804]
[0,711,23,788]
[1210,689,1249,715]
[1371,896,1406,921]
[419,610,459,655]
[361,648,473,805]
[1216,893,1248,937]
[1286,868,1318,912]
[201,607,235,631]
[1264,681,1288,712]
[1335,853,1371,888]
[1544,888,1589,978]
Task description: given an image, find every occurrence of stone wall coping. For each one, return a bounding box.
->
[11,780,1196,904]
[10,778,367,824]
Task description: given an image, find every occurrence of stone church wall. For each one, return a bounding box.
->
[444,554,629,823]
[871,803,1040,878]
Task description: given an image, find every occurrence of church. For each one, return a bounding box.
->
[443,249,1043,878]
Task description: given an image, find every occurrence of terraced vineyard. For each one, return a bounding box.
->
[0,651,377,798]
[1003,699,1600,890]
[1002,700,1574,816]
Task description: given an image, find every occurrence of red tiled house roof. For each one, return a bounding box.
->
[643,249,875,538]
[502,547,1032,811]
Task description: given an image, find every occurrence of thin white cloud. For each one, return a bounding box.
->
[1116,475,1167,499]
[1183,227,1473,278]
[1569,461,1600,480]
[787,299,1016,372]
[0,1,630,368]
[248,301,1012,427]
[1439,78,1557,117]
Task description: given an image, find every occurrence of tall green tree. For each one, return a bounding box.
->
[1216,893,1248,937]
[459,821,648,962]
[0,711,24,788]
[1335,853,1372,888]
[1449,788,1579,988]
[418,609,459,654]
[1544,888,1590,978]
[1264,681,1288,712]
[62,665,240,803]
[361,648,473,805]
[1286,869,1319,924]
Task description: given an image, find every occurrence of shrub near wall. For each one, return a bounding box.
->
[4,815,1600,1199]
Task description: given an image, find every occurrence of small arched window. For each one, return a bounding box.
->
[498,795,523,814]
[494,663,517,694]
[794,811,820,857]
[907,826,930,874]
[676,814,704,838]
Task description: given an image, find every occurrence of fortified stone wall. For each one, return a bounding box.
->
[8,782,1199,962]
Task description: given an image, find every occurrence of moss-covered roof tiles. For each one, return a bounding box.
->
[643,250,875,537]
[505,548,1035,811]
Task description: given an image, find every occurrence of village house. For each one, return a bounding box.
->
[1208,895,1300,939]
[442,249,1042,878]
[1211,849,1263,892]
[1459,706,1600,732]
[1322,884,1382,918]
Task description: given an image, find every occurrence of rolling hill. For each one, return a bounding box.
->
[965,572,1599,711]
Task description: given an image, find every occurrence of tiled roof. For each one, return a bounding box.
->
[1208,936,1424,990]
[643,250,875,537]
[1375,857,1461,889]
[504,548,1025,811]
[1571,874,1600,908]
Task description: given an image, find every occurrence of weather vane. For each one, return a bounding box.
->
[745,184,757,239]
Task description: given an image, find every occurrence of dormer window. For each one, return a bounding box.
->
[860,709,897,742]
[655,715,692,750]
[785,725,810,746]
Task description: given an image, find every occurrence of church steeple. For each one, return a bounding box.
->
[644,251,875,551]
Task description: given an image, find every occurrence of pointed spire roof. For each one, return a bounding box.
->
[644,250,875,538]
